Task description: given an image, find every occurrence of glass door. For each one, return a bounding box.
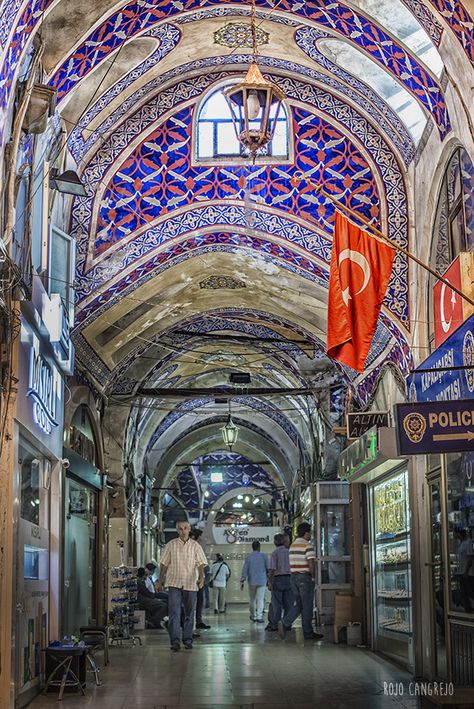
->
[428,476,447,679]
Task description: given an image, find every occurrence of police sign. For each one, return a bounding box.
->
[396,400,474,455]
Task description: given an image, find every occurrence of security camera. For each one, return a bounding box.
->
[60,458,70,469]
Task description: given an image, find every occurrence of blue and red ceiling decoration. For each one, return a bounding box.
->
[172,452,281,520]
[46,0,450,132]
[2,0,474,149]
[95,106,379,256]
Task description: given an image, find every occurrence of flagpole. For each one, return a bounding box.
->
[294,170,474,309]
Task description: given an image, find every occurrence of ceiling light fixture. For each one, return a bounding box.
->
[49,168,87,197]
[224,0,285,161]
[220,399,239,450]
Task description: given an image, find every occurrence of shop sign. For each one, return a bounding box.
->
[213,526,280,545]
[338,427,378,480]
[346,411,389,439]
[396,400,474,455]
[433,253,474,348]
[407,314,474,403]
[27,335,59,434]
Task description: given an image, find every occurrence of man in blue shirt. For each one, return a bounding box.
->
[240,541,269,622]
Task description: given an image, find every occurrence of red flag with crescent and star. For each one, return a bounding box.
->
[327,211,395,373]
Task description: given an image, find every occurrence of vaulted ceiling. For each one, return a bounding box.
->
[2,0,474,490]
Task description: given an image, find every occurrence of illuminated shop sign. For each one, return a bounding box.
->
[27,335,59,434]
[338,427,378,480]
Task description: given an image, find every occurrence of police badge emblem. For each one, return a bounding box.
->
[403,412,427,444]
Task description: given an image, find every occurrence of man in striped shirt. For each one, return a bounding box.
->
[278,522,323,640]
[157,521,207,651]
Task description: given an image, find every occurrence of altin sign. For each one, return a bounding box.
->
[27,334,59,435]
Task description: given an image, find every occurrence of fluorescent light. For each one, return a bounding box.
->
[210,471,223,483]
[253,497,260,504]
[233,502,243,508]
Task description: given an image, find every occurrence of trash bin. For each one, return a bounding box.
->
[346,622,362,646]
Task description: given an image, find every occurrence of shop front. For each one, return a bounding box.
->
[404,314,474,686]
[339,427,414,671]
[62,407,105,636]
[14,287,71,707]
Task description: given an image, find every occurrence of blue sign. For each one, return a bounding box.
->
[407,314,474,402]
[396,400,474,455]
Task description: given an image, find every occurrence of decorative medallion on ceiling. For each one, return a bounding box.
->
[214,22,269,49]
[199,275,246,290]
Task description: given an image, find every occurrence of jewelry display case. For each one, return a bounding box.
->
[370,468,413,664]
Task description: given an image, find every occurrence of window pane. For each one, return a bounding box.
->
[447,151,461,210]
[461,150,474,250]
[217,122,240,155]
[446,452,474,615]
[433,179,451,273]
[20,443,41,525]
[50,229,70,306]
[449,207,465,256]
[271,120,288,157]
[198,122,214,158]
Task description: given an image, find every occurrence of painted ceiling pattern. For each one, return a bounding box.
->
[95,106,380,255]
[45,0,450,135]
[2,0,474,148]
[174,453,280,517]
[70,72,409,328]
[67,54,414,168]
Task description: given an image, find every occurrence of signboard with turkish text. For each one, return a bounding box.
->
[407,313,474,403]
[346,411,389,439]
[434,252,474,348]
[396,400,474,455]
[213,526,280,545]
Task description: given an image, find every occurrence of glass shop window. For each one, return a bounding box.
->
[446,452,474,616]
[196,86,289,160]
[428,148,474,349]
[19,440,48,526]
[67,479,96,523]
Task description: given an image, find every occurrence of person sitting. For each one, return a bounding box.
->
[145,562,169,602]
[137,567,168,629]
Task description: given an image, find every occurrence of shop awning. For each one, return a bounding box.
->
[407,314,474,403]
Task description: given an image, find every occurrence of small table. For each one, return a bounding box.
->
[43,646,87,700]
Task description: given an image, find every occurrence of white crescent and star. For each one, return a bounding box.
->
[338,248,371,306]
[440,280,457,333]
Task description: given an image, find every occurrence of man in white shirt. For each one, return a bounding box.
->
[157,521,207,651]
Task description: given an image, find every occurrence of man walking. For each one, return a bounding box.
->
[278,522,323,640]
[157,521,207,651]
[240,540,268,623]
[266,533,293,631]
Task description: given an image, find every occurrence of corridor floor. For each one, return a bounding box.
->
[30,607,421,709]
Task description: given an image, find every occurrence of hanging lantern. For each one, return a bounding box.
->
[220,415,239,450]
[224,0,285,160]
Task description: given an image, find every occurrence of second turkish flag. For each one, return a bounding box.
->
[327,212,395,373]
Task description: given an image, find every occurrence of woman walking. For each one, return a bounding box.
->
[210,553,231,614]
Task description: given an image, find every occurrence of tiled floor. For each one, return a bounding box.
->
[29,607,422,708]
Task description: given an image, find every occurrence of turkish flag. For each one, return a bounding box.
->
[327,212,395,372]
[433,253,474,347]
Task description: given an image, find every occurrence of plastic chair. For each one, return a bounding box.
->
[79,625,109,667]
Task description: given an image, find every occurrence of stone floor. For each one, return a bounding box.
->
[29,606,424,709]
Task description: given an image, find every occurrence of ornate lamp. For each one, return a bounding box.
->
[224,0,285,160]
[220,402,239,450]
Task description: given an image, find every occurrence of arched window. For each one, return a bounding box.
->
[196,86,289,160]
[428,148,474,348]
